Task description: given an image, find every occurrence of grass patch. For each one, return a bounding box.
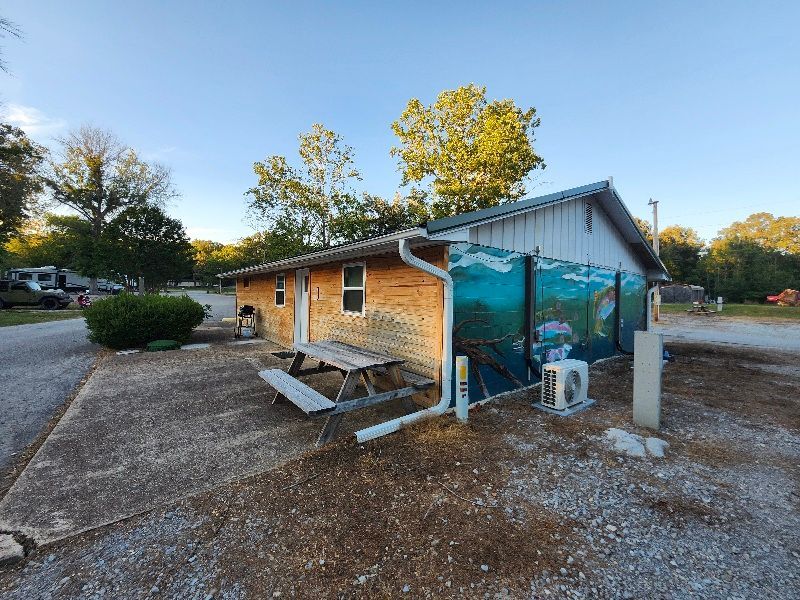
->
[0,309,83,327]
[660,303,800,320]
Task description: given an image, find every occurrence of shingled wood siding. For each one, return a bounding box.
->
[308,246,446,390]
[236,271,295,347]
[234,246,447,400]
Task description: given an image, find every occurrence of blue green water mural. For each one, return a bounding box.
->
[449,243,647,402]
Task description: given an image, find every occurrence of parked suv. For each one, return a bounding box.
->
[0,280,73,310]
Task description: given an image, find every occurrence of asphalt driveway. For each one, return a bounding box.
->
[171,290,236,320]
[0,318,98,474]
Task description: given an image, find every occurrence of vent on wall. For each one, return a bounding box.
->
[584,203,593,234]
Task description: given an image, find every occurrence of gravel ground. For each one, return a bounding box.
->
[0,318,97,473]
[653,312,800,351]
[0,341,797,598]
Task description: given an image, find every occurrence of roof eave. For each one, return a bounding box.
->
[218,227,427,278]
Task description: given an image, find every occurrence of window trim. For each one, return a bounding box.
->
[275,273,286,308]
[341,262,365,316]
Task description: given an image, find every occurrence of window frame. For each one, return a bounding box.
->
[275,273,286,307]
[341,262,365,316]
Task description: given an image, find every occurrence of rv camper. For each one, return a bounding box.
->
[4,267,112,292]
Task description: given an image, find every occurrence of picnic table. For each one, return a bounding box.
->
[259,340,434,446]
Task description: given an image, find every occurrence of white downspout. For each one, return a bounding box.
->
[355,239,454,443]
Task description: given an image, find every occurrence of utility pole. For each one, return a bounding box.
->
[648,198,660,321]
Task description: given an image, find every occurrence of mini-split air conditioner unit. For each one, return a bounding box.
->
[541,359,589,410]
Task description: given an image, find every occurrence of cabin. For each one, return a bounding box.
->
[222,180,670,405]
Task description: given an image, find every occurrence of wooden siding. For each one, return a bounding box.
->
[308,246,445,388]
[468,197,644,274]
[235,246,446,401]
[236,271,295,347]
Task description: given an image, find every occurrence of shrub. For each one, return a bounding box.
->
[84,293,207,349]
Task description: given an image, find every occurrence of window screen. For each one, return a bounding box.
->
[275,274,285,306]
[342,264,365,314]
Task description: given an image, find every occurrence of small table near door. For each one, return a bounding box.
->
[260,340,434,445]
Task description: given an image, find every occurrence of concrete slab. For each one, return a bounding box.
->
[531,398,596,416]
[180,343,210,351]
[0,336,412,545]
[0,534,24,566]
[0,341,320,544]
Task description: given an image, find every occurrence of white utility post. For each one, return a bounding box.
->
[633,331,664,430]
[648,198,660,321]
[455,356,469,422]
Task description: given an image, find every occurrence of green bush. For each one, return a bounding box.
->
[84,293,207,349]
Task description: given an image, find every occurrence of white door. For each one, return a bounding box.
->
[294,269,310,343]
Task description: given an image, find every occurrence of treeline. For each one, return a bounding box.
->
[2,83,797,301]
[635,215,800,303]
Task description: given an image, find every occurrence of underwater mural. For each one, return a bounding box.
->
[449,243,528,401]
[449,243,648,403]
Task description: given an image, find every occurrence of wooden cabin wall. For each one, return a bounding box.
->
[308,246,446,397]
[236,271,295,347]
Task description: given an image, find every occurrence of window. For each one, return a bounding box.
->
[275,274,286,307]
[242,277,250,290]
[38,273,53,282]
[342,263,365,315]
[12,282,29,291]
[17,272,32,281]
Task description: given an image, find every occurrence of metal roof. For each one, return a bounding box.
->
[220,180,670,280]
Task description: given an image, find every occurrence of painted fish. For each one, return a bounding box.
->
[535,320,573,341]
[545,344,572,362]
[593,287,616,336]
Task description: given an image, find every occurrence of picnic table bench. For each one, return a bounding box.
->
[259,340,434,446]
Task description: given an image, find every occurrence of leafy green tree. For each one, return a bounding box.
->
[247,123,362,249]
[658,225,704,283]
[0,124,45,245]
[332,191,430,243]
[3,214,92,269]
[101,205,193,289]
[718,212,800,255]
[632,216,653,244]
[44,125,174,289]
[391,84,545,218]
[702,237,799,303]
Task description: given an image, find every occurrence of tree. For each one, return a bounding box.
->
[658,226,704,283]
[247,123,362,249]
[0,124,45,245]
[632,216,653,244]
[718,212,800,255]
[101,205,193,289]
[3,214,92,269]
[44,125,174,289]
[391,84,545,218]
[332,191,430,243]
[0,17,21,73]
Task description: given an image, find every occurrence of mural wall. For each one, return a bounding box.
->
[449,243,647,403]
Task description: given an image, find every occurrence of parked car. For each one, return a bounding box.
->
[0,280,73,310]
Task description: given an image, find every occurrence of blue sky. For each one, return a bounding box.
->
[2,1,798,243]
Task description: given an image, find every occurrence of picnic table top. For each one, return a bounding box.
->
[292,340,405,372]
